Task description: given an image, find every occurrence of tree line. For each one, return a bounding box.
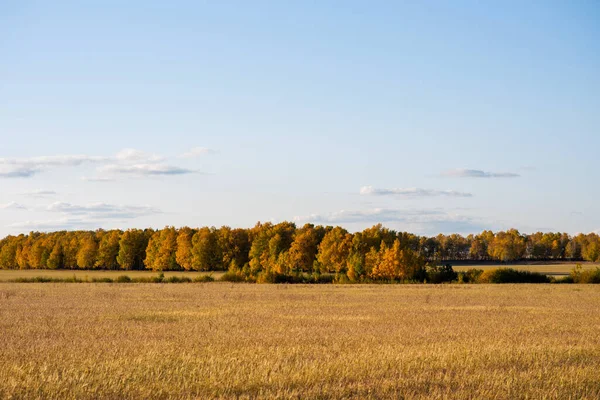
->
[0,224,599,281]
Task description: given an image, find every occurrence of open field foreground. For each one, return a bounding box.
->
[1,285,600,399]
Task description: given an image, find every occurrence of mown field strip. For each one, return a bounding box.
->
[0,269,224,281]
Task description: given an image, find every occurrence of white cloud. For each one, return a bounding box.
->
[0,148,205,179]
[115,148,164,163]
[8,201,161,233]
[8,218,103,231]
[179,147,216,158]
[46,201,160,219]
[0,166,40,178]
[360,186,473,197]
[294,207,486,234]
[0,202,27,210]
[294,208,447,224]
[442,169,520,178]
[20,189,57,198]
[98,164,196,176]
[81,176,116,182]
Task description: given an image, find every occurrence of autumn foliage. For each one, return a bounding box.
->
[1,224,599,282]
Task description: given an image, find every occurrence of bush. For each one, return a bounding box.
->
[91,277,114,283]
[553,275,574,284]
[115,275,132,283]
[11,276,84,283]
[478,268,550,283]
[457,269,484,283]
[220,270,247,282]
[193,275,215,283]
[570,265,600,283]
[256,271,304,284]
[308,273,335,284]
[165,276,192,283]
[150,272,165,283]
[426,264,457,283]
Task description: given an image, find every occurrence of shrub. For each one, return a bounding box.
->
[256,271,304,284]
[11,276,84,283]
[457,269,484,283]
[150,272,165,283]
[570,265,600,283]
[165,276,192,283]
[478,268,550,283]
[220,270,247,282]
[332,273,351,284]
[426,264,457,283]
[194,275,215,283]
[115,275,132,283]
[308,273,335,284]
[91,277,114,283]
[553,275,574,284]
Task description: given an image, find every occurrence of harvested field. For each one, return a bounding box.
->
[1,283,599,399]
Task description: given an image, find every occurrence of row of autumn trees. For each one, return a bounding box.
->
[0,223,599,279]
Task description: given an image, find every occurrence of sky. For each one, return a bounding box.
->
[1,1,599,237]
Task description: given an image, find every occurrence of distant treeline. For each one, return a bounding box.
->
[0,224,599,282]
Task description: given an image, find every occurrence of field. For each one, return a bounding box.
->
[0,269,223,282]
[1,262,598,282]
[1,284,599,399]
[452,261,600,277]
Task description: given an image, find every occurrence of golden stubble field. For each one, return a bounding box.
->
[1,284,599,399]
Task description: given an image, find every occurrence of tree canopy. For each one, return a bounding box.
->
[1,225,598,282]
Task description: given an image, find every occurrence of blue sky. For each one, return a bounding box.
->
[1,1,599,237]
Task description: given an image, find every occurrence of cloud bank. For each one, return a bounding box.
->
[294,207,485,234]
[360,186,473,197]
[0,202,27,210]
[442,169,520,178]
[0,148,207,179]
[20,190,58,198]
[46,201,160,219]
[8,201,162,232]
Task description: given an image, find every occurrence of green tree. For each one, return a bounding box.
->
[96,230,122,269]
[191,227,222,271]
[47,241,64,269]
[218,227,251,270]
[117,229,149,270]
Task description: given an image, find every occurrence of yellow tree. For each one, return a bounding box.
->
[77,233,98,269]
[316,227,352,273]
[144,227,178,271]
[370,239,424,281]
[96,230,122,269]
[288,225,320,273]
[191,227,222,271]
[175,227,195,270]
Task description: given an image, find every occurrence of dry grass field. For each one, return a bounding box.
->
[1,262,598,282]
[0,269,223,282]
[453,262,600,276]
[1,284,600,399]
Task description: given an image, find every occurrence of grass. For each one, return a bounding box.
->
[0,284,599,399]
[452,261,600,276]
[0,269,224,282]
